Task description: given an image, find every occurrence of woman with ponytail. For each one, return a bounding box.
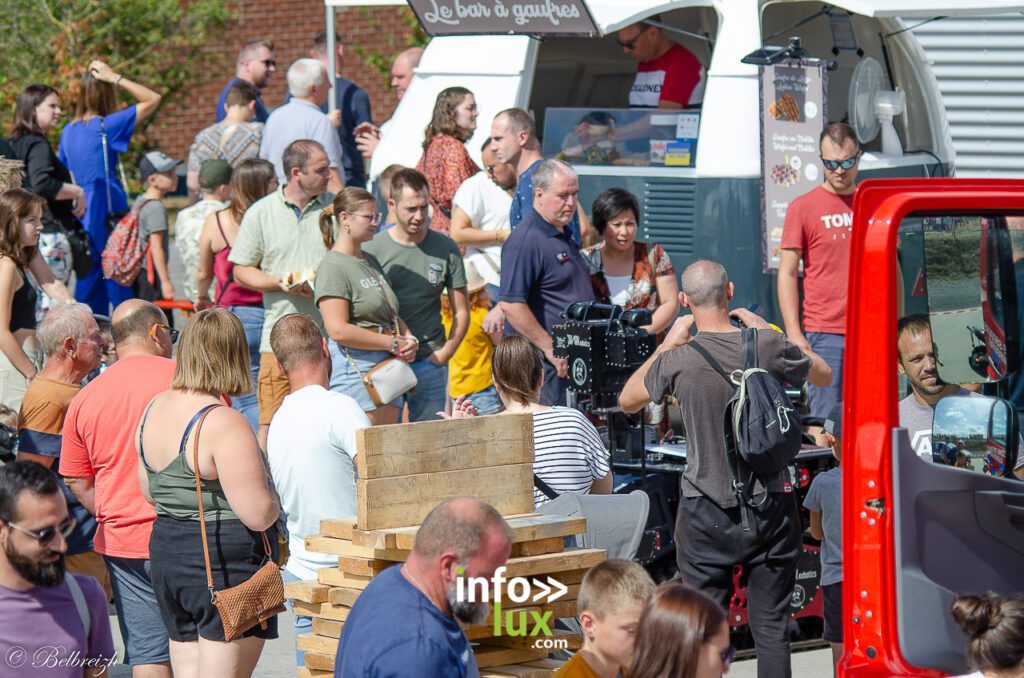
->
[314,187,417,425]
[951,593,1024,678]
[195,158,276,430]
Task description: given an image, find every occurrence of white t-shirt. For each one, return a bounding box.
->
[532,407,611,508]
[606,274,632,307]
[451,171,512,288]
[267,384,371,580]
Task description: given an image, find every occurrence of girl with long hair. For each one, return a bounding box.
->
[0,189,74,409]
[314,187,417,425]
[195,158,277,431]
[415,86,480,235]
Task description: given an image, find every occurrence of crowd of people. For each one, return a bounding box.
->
[0,14,1021,678]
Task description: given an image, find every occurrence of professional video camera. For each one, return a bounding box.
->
[551,302,657,410]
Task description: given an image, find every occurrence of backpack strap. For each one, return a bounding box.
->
[689,340,734,387]
[65,574,91,640]
[742,328,759,370]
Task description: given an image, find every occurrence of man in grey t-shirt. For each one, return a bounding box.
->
[621,260,832,678]
[896,314,976,459]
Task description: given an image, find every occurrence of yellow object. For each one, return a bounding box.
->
[442,305,494,397]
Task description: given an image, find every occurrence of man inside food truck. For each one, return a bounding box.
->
[617,14,706,109]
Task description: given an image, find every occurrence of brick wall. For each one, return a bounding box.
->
[148,2,416,160]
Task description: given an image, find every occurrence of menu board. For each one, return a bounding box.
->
[760,59,827,272]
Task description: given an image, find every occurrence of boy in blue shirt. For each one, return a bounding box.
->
[804,402,843,674]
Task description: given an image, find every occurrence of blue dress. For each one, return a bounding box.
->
[58,106,137,315]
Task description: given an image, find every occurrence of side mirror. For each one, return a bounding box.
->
[933,395,1019,478]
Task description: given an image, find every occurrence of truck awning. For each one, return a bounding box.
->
[793,0,1024,18]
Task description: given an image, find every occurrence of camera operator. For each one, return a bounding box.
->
[499,160,595,406]
[620,260,831,678]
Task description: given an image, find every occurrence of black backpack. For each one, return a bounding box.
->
[690,328,802,527]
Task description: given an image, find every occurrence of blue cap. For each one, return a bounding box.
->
[824,403,842,439]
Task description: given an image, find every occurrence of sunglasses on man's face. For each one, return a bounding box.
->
[4,516,76,547]
[617,31,645,50]
[150,323,179,344]
[820,153,861,171]
[261,59,277,68]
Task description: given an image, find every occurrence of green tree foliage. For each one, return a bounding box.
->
[351,7,429,84]
[0,0,232,150]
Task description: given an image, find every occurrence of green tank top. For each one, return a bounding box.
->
[139,402,239,522]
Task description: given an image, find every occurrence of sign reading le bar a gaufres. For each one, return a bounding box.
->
[760,59,827,272]
[409,0,598,36]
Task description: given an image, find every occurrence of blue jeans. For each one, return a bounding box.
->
[229,305,264,432]
[806,332,844,419]
[466,385,503,415]
[281,569,312,667]
[405,358,448,422]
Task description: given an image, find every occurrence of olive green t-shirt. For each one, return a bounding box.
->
[314,251,400,331]
[363,229,467,360]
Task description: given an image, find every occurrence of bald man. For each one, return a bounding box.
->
[355,47,424,163]
[60,299,176,676]
[335,497,513,677]
[621,260,830,678]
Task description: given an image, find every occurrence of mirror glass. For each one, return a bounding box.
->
[896,215,1021,385]
[932,395,1017,477]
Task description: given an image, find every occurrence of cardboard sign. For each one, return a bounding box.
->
[760,59,828,272]
[408,0,598,36]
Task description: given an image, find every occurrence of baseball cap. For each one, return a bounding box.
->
[139,150,181,183]
[464,259,487,294]
[824,402,842,439]
[198,159,233,190]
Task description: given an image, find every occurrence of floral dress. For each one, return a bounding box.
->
[416,134,479,236]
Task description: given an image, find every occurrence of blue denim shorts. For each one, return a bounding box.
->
[464,385,503,415]
[328,342,402,411]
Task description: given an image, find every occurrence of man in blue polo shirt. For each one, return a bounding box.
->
[499,160,595,406]
[215,38,276,123]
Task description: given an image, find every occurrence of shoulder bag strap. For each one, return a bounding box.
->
[194,404,271,598]
[99,119,113,215]
[688,340,734,387]
[65,574,91,640]
[533,474,559,500]
[742,327,759,370]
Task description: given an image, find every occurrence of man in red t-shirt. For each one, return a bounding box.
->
[60,299,176,676]
[778,122,861,418]
[618,15,705,108]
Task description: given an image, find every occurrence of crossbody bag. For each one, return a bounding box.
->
[341,259,417,407]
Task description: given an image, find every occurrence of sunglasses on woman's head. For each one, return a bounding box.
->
[820,153,861,171]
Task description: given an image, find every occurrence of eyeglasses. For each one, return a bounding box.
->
[720,644,736,667]
[150,323,179,344]
[261,59,277,68]
[351,212,382,225]
[4,517,76,546]
[820,153,861,171]
[617,31,645,50]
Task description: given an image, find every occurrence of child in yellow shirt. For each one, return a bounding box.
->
[555,559,656,678]
[441,260,503,414]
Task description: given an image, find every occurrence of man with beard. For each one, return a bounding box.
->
[334,497,513,677]
[0,461,115,676]
[897,314,978,459]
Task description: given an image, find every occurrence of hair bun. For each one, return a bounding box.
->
[952,594,1003,638]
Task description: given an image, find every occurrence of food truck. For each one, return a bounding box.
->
[327,0,1024,317]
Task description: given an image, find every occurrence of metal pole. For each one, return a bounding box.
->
[326,4,337,114]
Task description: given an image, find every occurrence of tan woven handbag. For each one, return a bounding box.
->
[193,407,286,642]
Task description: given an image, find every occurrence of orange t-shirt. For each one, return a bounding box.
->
[59,354,176,559]
[780,185,856,334]
[553,652,623,678]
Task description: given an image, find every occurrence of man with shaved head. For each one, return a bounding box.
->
[621,260,831,678]
[335,497,512,677]
[59,299,176,675]
[354,47,425,163]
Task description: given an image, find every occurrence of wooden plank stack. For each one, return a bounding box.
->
[286,415,606,677]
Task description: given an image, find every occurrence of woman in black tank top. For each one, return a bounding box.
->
[0,189,75,409]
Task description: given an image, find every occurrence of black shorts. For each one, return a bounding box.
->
[150,515,279,642]
[821,581,843,643]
